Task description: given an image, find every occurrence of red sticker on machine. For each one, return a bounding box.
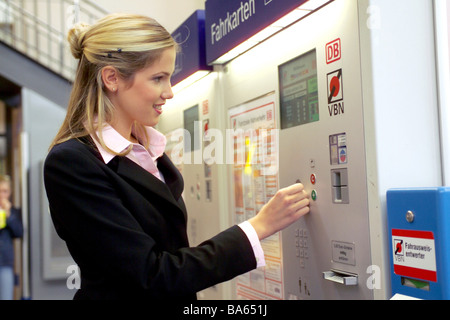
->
[392,229,437,282]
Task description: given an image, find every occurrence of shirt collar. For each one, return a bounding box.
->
[92,124,167,164]
[144,126,167,159]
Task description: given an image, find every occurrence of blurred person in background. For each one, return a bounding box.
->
[0,175,23,300]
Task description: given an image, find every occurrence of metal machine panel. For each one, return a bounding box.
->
[278,0,373,300]
[219,0,379,300]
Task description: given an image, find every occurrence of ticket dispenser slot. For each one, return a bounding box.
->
[331,169,349,204]
[323,269,358,286]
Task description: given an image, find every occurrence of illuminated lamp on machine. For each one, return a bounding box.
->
[207,0,333,65]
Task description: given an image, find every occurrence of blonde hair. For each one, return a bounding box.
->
[0,175,10,185]
[49,13,178,154]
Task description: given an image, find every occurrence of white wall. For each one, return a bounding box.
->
[359,0,441,299]
[434,0,450,185]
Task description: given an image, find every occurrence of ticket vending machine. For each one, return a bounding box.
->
[272,0,440,300]
[217,0,368,300]
[217,0,441,300]
[162,0,440,300]
[272,0,445,300]
[278,1,373,299]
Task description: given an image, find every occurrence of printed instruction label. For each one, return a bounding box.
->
[392,229,437,282]
[331,241,355,266]
[229,93,283,300]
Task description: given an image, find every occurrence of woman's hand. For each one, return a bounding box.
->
[248,183,310,240]
[0,198,11,218]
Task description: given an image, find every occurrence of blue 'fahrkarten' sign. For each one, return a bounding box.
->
[205,0,309,64]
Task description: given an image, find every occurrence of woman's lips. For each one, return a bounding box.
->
[154,104,163,114]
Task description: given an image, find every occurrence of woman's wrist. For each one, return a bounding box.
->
[248,216,269,241]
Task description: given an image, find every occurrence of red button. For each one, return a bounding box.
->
[310,174,316,185]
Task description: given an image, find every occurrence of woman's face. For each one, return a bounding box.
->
[0,182,10,202]
[112,47,176,130]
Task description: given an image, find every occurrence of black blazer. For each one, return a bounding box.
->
[43,137,256,300]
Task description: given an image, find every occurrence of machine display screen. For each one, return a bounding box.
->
[278,49,318,129]
[183,104,200,152]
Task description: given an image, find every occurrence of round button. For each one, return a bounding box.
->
[310,174,316,185]
[311,190,317,201]
[406,210,415,223]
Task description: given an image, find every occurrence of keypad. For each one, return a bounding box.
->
[295,228,309,268]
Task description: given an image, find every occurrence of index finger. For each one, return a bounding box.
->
[284,182,306,194]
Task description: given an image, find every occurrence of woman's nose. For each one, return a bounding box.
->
[162,84,174,100]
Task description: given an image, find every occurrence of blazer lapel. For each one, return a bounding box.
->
[110,155,185,216]
[79,135,187,219]
[157,153,184,200]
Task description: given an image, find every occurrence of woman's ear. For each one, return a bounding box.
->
[101,66,119,93]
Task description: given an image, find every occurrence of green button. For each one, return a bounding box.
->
[311,190,317,201]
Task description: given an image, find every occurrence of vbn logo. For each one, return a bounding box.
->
[326,38,341,64]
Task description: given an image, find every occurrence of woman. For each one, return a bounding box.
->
[0,175,23,300]
[44,13,310,300]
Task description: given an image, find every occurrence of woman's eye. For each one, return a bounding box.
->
[153,76,163,83]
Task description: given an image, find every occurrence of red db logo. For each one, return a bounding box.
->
[326,38,341,64]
